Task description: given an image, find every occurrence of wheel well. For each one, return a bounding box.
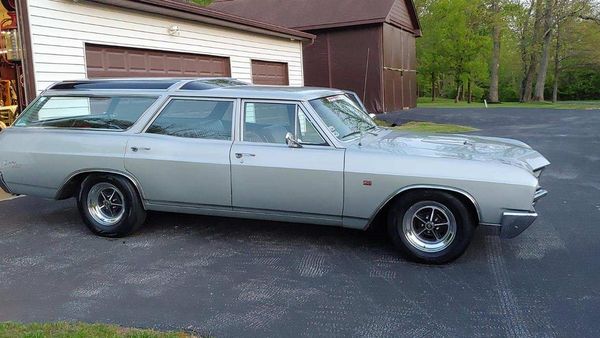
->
[367,188,480,231]
[55,171,142,200]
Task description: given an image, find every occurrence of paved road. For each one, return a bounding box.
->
[1,108,599,337]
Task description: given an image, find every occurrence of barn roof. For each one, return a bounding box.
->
[209,0,421,36]
[87,0,315,41]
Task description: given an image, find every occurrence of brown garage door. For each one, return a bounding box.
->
[251,60,289,85]
[85,44,231,78]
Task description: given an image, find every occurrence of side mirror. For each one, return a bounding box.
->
[285,132,302,148]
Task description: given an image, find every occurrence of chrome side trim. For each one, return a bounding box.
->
[55,169,147,208]
[363,184,482,230]
[534,189,548,203]
[500,211,538,239]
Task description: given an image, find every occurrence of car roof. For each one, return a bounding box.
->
[43,78,345,101]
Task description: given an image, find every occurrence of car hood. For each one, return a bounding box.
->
[356,129,550,172]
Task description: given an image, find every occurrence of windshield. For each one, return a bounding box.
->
[309,94,376,140]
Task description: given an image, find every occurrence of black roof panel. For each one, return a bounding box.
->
[49,79,183,91]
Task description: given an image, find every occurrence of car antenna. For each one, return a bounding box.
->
[359,128,364,147]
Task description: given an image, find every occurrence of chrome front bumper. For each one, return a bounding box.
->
[500,211,538,238]
[500,188,548,238]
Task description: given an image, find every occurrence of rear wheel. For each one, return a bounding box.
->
[387,191,475,264]
[77,174,146,237]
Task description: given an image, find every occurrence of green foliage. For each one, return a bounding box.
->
[0,322,195,338]
[415,0,600,103]
[416,97,600,109]
[416,0,490,100]
[375,119,479,133]
[187,0,214,6]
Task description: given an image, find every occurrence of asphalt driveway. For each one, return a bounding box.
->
[1,107,599,337]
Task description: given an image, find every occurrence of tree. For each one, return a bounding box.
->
[415,0,600,103]
[416,0,489,102]
[532,0,556,102]
[487,0,503,103]
[520,0,545,102]
[416,0,452,100]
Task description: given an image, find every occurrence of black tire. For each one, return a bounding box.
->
[387,190,475,264]
[77,174,146,237]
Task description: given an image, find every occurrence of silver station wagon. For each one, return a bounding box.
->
[0,78,549,264]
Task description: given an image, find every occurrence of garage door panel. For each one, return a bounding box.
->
[149,56,165,72]
[86,44,231,78]
[106,52,126,71]
[251,60,288,85]
[85,50,104,72]
[129,54,147,71]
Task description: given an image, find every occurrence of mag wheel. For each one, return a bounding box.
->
[87,182,126,227]
[402,201,457,253]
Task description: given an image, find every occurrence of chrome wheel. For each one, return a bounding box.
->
[86,182,126,227]
[401,201,457,253]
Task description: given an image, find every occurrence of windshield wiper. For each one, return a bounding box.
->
[341,130,362,139]
[342,126,378,139]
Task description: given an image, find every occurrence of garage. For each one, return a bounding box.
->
[85,44,232,78]
[4,0,312,112]
[210,0,421,113]
[251,60,289,85]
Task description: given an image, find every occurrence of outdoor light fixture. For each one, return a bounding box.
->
[168,25,181,36]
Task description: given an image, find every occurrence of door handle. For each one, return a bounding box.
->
[131,146,151,152]
[235,153,256,159]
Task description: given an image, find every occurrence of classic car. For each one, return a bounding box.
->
[0,78,549,264]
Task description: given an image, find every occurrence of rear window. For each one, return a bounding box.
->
[15,96,157,130]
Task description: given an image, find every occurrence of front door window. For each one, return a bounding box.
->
[242,102,326,145]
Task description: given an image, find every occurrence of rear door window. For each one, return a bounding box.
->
[146,99,234,140]
[15,96,157,130]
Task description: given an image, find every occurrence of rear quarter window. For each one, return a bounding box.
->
[15,96,157,131]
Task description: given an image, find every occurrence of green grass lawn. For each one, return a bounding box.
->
[416,97,600,110]
[0,322,196,338]
[375,119,478,133]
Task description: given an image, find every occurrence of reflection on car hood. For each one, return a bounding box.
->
[358,129,550,171]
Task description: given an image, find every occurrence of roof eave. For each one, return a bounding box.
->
[86,0,315,41]
[292,18,387,32]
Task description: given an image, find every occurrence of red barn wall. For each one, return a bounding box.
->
[303,25,384,113]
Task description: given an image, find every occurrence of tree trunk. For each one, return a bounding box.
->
[488,0,501,103]
[552,20,561,103]
[521,60,538,102]
[533,0,555,102]
[468,77,472,104]
[455,81,461,103]
[520,0,545,102]
[431,72,436,101]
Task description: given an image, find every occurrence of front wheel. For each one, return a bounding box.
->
[77,174,146,237]
[387,191,476,264]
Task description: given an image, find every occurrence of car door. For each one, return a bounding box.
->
[124,97,235,208]
[230,100,345,220]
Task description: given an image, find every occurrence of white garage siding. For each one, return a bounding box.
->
[26,0,305,92]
